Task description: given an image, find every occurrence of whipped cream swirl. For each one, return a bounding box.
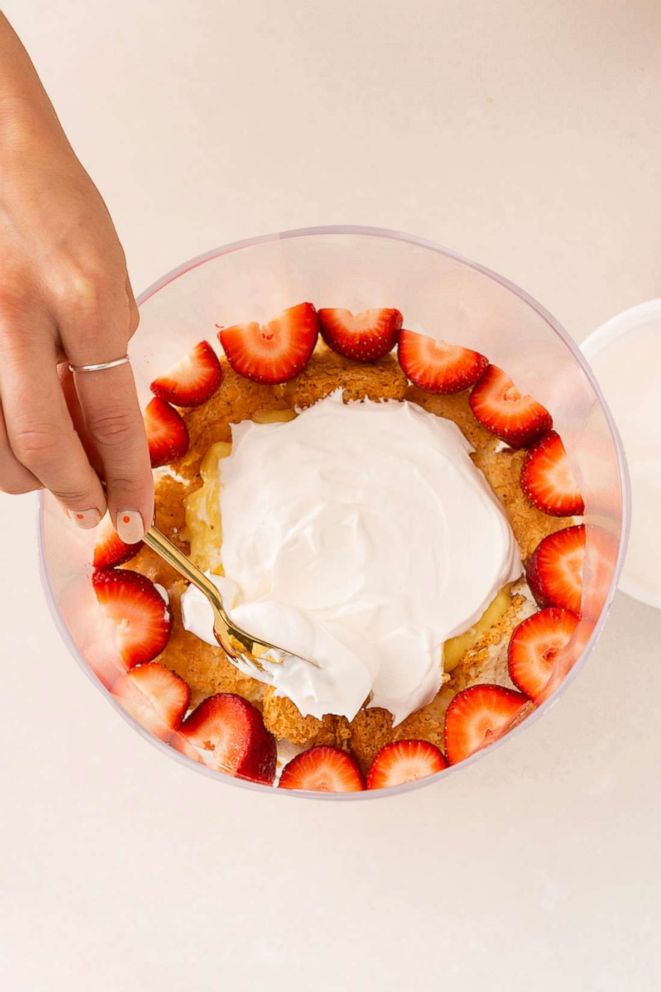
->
[181,392,521,724]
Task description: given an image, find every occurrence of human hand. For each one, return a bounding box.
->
[0,14,152,543]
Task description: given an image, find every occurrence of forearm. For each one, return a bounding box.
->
[0,13,67,154]
[0,14,151,534]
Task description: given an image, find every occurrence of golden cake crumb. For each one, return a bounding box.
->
[472,447,567,557]
[281,344,408,406]
[349,693,452,773]
[406,384,496,452]
[262,688,343,747]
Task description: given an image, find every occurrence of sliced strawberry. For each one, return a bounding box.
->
[528,524,617,619]
[527,524,585,614]
[150,340,222,407]
[469,364,552,448]
[144,397,189,467]
[521,431,585,517]
[93,514,143,569]
[93,568,172,668]
[507,608,580,700]
[318,307,402,361]
[278,745,364,792]
[366,739,447,789]
[179,693,277,785]
[218,302,318,384]
[112,662,190,737]
[398,330,488,394]
[535,617,595,704]
[444,684,529,765]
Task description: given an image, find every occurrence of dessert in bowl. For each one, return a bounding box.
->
[40,227,629,798]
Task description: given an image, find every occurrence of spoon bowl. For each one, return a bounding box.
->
[143,525,319,676]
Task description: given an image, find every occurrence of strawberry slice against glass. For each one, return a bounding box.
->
[527,524,586,614]
[534,618,595,705]
[92,568,172,668]
[278,745,364,792]
[507,607,580,700]
[150,340,222,407]
[521,431,585,517]
[367,739,447,789]
[469,364,552,448]
[178,693,277,785]
[112,662,190,738]
[93,513,143,569]
[318,307,403,361]
[528,523,617,619]
[444,684,529,765]
[143,397,189,468]
[218,302,318,384]
[398,329,488,394]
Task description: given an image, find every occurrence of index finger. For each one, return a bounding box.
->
[72,359,154,544]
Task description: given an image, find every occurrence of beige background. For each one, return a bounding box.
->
[1,1,661,989]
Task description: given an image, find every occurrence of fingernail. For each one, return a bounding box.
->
[69,509,102,530]
[117,510,145,544]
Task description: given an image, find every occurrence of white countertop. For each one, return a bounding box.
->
[2,2,660,989]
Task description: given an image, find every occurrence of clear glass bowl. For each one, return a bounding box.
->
[39,226,630,800]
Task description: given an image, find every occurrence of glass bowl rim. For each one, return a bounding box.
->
[38,224,632,801]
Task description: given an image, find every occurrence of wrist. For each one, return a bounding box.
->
[0,95,71,204]
[0,91,64,158]
[0,14,66,158]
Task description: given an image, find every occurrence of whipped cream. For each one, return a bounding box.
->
[181,392,521,724]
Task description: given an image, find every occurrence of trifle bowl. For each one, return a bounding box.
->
[39,226,630,800]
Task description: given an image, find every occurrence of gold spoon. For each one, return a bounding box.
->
[143,525,319,673]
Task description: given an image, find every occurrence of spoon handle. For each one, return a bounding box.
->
[143,525,224,612]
